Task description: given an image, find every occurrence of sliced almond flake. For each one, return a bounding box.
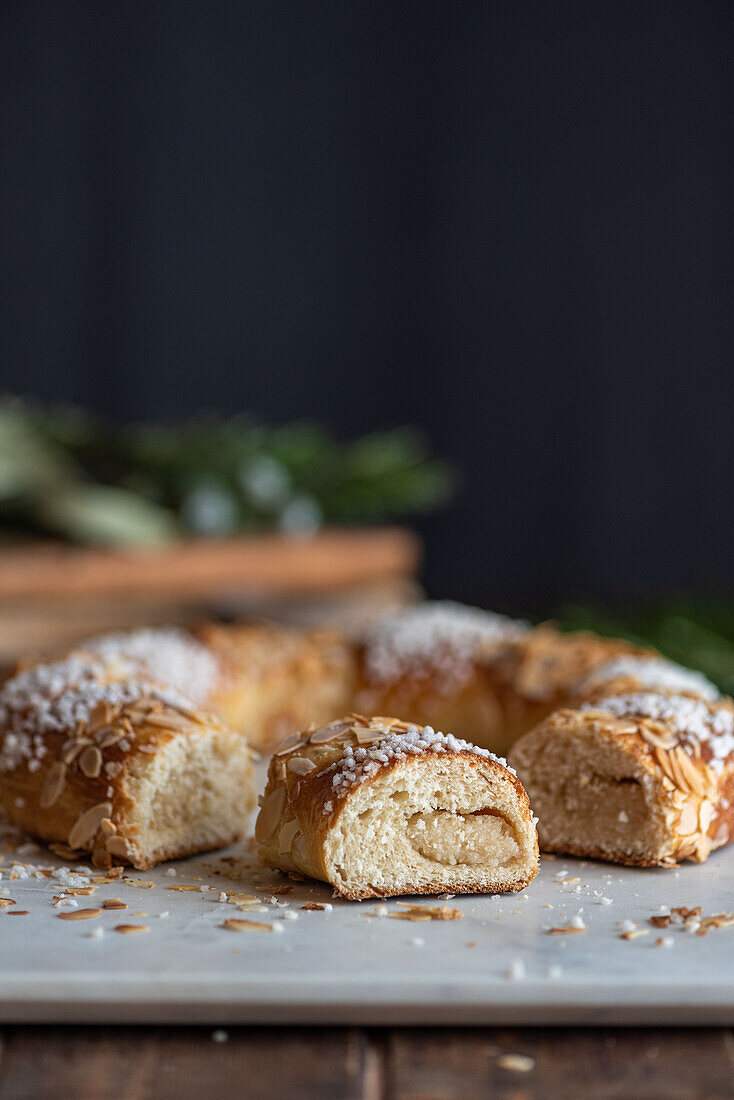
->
[0,899,16,909]
[255,786,286,843]
[286,757,316,776]
[49,843,81,861]
[222,918,275,933]
[309,724,350,745]
[61,739,91,765]
[142,712,189,730]
[114,924,149,934]
[79,745,103,778]
[549,927,585,935]
[58,908,101,921]
[620,929,650,940]
[392,903,462,922]
[68,801,112,850]
[102,898,126,909]
[106,837,130,858]
[274,734,307,756]
[96,728,126,749]
[40,762,67,809]
[678,800,699,837]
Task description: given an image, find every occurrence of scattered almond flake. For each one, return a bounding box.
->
[655,936,675,948]
[561,877,580,886]
[226,893,259,905]
[222,918,275,933]
[122,879,154,889]
[58,908,101,921]
[0,656,191,772]
[102,898,127,910]
[301,902,327,911]
[363,601,528,688]
[650,915,671,929]
[0,899,16,909]
[549,925,584,935]
[167,885,204,892]
[497,1054,534,1073]
[212,1030,229,1043]
[578,656,720,701]
[391,903,462,922]
[114,924,149,934]
[620,929,650,940]
[582,693,734,773]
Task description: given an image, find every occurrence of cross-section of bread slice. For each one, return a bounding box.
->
[256,714,539,899]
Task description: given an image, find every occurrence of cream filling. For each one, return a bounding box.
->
[406,809,519,866]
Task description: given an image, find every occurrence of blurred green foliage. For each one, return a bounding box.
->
[0,399,454,547]
[555,599,734,695]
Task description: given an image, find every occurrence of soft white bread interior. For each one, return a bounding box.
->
[0,653,256,869]
[257,715,539,899]
[509,695,733,867]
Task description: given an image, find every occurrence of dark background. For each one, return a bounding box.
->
[1,2,733,612]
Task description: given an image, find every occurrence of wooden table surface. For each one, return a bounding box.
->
[1,1025,733,1098]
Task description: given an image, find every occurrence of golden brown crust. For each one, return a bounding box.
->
[0,662,254,870]
[355,626,642,754]
[509,702,734,867]
[195,621,357,753]
[257,714,539,898]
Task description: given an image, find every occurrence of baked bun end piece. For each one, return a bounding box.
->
[0,654,256,869]
[509,693,734,867]
[256,714,539,900]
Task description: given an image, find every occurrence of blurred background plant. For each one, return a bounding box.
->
[556,599,734,695]
[0,398,454,548]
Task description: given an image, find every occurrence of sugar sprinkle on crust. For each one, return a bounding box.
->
[319,716,513,810]
[577,657,720,702]
[84,628,219,705]
[582,693,734,773]
[363,601,529,687]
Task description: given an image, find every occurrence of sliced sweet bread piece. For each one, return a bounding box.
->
[256,713,539,900]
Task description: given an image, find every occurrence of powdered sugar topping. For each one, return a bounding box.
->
[323,723,513,811]
[364,601,529,687]
[579,656,719,702]
[0,654,191,772]
[583,692,734,772]
[84,628,219,704]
